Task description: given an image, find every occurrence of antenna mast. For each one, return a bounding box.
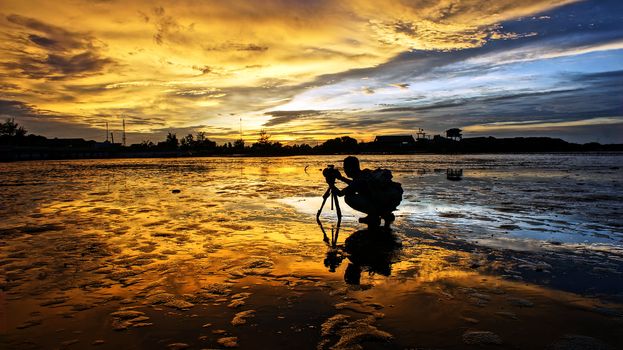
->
[239,117,242,139]
[122,118,126,147]
[106,122,109,142]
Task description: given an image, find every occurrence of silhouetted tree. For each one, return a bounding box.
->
[180,133,194,150]
[166,132,178,147]
[196,131,206,142]
[233,139,244,149]
[0,118,27,137]
[257,129,271,145]
[194,134,216,151]
[318,136,358,153]
[156,132,179,150]
[251,129,284,155]
[446,128,462,141]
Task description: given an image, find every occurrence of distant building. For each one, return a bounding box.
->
[445,128,463,141]
[49,138,97,148]
[374,135,417,147]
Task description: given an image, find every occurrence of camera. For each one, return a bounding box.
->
[322,164,340,183]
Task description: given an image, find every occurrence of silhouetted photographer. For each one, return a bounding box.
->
[325,156,403,228]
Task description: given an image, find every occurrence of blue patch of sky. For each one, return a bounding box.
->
[278,0,623,116]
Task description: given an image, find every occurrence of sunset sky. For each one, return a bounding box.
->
[1,0,622,144]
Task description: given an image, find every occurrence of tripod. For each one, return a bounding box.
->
[316,180,342,245]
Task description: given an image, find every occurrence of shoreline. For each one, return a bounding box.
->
[2,150,623,163]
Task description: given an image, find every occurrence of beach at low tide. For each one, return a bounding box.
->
[1,154,622,349]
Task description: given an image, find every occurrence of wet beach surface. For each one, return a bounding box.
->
[1,154,623,349]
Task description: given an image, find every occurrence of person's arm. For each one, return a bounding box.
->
[332,183,355,197]
[337,174,352,184]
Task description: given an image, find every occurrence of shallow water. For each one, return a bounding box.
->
[1,154,623,349]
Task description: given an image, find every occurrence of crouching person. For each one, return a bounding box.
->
[332,156,403,228]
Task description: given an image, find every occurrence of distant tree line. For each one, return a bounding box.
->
[126,130,365,156]
[1,118,622,162]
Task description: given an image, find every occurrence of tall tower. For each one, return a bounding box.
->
[106,122,109,142]
[122,119,126,146]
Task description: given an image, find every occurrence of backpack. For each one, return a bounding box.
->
[362,168,403,211]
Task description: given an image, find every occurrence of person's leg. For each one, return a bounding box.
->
[345,194,380,227]
[344,193,374,214]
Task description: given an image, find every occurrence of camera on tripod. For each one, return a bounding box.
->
[317,164,342,243]
[322,164,340,184]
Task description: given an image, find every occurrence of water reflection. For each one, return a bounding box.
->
[342,229,402,286]
[2,156,622,349]
[446,168,463,181]
[320,218,402,286]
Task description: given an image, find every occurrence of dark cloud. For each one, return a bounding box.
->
[379,88,582,113]
[7,14,89,52]
[503,0,623,40]
[391,83,410,89]
[28,34,58,48]
[153,15,179,45]
[361,87,375,95]
[263,110,326,126]
[192,65,213,74]
[170,88,223,98]
[150,6,195,46]
[0,82,21,93]
[263,110,410,135]
[393,21,416,36]
[0,99,38,117]
[2,51,114,80]
[203,42,269,53]
[46,52,113,76]
[3,14,114,80]
[237,44,268,52]
[570,69,623,88]
[379,101,468,113]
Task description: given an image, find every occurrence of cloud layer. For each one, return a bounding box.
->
[0,0,622,143]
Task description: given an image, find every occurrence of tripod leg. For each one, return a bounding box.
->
[332,191,342,225]
[331,190,342,247]
[316,187,331,223]
[319,220,329,244]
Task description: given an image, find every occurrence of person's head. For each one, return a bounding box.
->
[343,156,361,178]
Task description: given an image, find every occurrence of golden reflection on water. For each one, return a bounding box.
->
[1,156,622,349]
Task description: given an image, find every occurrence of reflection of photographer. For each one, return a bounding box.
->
[325,156,403,228]
[322,228,401,285]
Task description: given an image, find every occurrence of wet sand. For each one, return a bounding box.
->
[1,155,622,349]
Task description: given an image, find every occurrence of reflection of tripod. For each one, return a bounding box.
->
[316,180,342,245]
